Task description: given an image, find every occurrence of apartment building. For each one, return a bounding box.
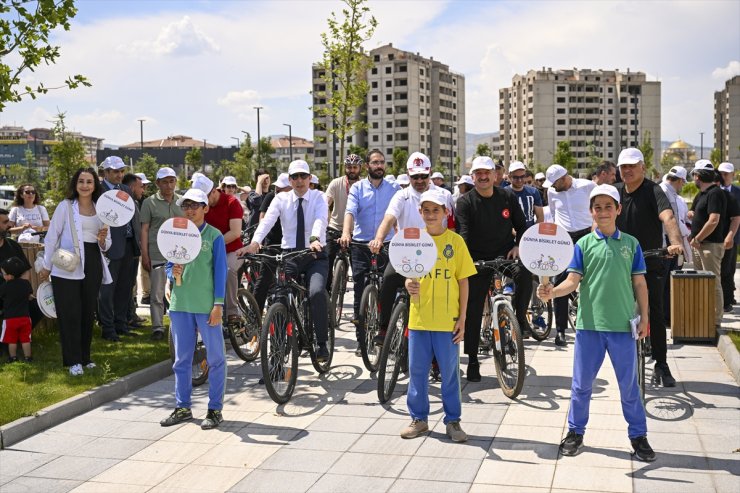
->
[714,75,740,164]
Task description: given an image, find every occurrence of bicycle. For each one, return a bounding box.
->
[168,326,209,387]
[476,258,526,399]
[377,288,409,403]
[242,249,336,404]
[226,288,262,361]
[329,232,350,328]
[528,278,553,341]
[355,241,388,372]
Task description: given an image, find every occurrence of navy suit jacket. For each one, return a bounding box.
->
[730,185,740,245]
[100,181,141,260]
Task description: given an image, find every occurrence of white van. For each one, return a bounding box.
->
[0,185,16,210]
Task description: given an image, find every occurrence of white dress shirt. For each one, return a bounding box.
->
[547,178,595,232]
[253,189,328,249]
[385,183,452,230]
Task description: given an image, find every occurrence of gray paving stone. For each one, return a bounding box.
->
[349,433,424,456]
[286,430,361,452]
[25,455,120,481]
[129,440,216,463]
[328,452,410,478]
[390,478,470,493]
[307,473,394,493]
[11,432,95,455]
[632,469,718,493]
[0,449,58,481]
[151,464,250,492]
[90,460,184,486]
[488,439,559,463]
[258,448,342,474]
[69,482,151,492]
[307,415,377,434]
[0,476,81,493]
[553,463,632,492]
[475,459,555,488]
[400,455,481,483]
[228,469,320,493]
[416,437,491,460]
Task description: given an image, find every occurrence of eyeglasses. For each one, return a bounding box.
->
[23,190,36,195]
[409,174,429,180]
[369,160,386,165]
[290,173,310,180]
[180,202,204,210]
[225,185,238,189]
[510,174,526,181]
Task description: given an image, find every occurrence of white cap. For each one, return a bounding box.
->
[190,172,205,183]
[192,173,214,195]
[718,162,735,173]
[508,161,526,173]
[431,171,444,180]
[135,172,151,184]
[156,167,176,180]
[288,159,310,175]
[589,184,620,204]
[543,164,567,187]
[470,156,494,172]
[310,174,319,185]
[274,173,290,189]
[221,176,237,186]
[176,188,209,206]
[397,173,410,185]
[535,172,546,180]
[455,175,474,186]
[617,148,644,166]
[692,159,714,174]
[101,156,125,170]
[407,152,432,174]
[419,189,447,207]
[666,166,688,180]
[386,175,396,182]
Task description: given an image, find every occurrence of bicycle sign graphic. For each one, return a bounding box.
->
[400,256,425,273]
[166,245,191,261]
[97,189,135,227]
[101,209,119,225]
[529,254,558,272]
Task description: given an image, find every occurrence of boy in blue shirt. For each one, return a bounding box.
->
[538,184,654,461]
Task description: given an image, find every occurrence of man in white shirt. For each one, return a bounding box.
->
[545,164,596,346]
[240,160,331,362]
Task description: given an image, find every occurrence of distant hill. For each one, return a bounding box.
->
[466,132,498,160]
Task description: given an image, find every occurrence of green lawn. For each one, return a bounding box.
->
[729,331,740,353]
[0,321,170,426]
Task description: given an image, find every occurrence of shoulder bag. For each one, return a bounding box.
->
[51,200,81,272]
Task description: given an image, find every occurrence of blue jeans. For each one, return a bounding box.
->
[569,330,647,439]
[169,311,227,410]
[407,330,461,424]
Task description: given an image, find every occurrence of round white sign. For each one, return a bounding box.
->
[156,217,202,265]
[37,281,56,319]
[389,228,438,278]
[519,222,575,277]
[97,189,135,227]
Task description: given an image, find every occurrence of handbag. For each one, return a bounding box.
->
[51,200,81,272]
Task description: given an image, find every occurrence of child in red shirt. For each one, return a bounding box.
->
[0,257,33,362]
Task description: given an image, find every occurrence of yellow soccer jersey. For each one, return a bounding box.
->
[408,229,477,331]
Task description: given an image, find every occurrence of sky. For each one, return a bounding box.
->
[1,0,739,152]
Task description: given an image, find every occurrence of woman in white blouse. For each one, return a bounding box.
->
[40,168,112,376]
[9,184,50,235]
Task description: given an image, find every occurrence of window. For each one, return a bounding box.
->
[373,54,380,62]
[557,108,565,114]
[371,95,378,102]
[399,64,407,72]
[386,94,392,101]
[557,85,566,92]
[372,108,378,115]
[385,66,392,74]
[371,68,377,75]
[420,68,424,76]
[386,108,392,114]
[557,130,566,136]
[608,109,613,115]
[371,81,378,89]
[372,135,378,142]
[557,119,566,125]
[385,80,392,87]
[372,122,378,129]
[386,135,393,141]
[557,97,566,103]
[386,121,393,128]
[388,54,394,60]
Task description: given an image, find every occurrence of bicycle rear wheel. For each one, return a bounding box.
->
[260,302,299,404]
[358,284,381,372]
[528,288,553,341]
[229,288,262,362]
[567,292,579,330]
[168,325,209,387]
[329,258,348,327]
[493,304,525,398]
[377,300,408,403]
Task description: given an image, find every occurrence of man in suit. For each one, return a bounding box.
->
[718,162,740,310]
[98,156,141,341]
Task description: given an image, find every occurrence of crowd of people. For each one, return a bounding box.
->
[0,146,736,458]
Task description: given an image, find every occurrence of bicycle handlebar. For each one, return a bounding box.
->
[238,248,315,263]
[474,257,517,270]
[643,248,675,259]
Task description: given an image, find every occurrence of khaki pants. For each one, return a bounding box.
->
[693,242,724,326]
[226,251,241,317]
[139,258,150,297]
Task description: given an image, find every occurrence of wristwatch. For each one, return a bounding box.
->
[309,236,320,243]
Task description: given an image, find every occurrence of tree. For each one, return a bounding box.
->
[710,148,722,166]
[347,144,367,161]
[638,130,655,172]
[0,0,91,111]
[552,141,577,174]
[134,153,159,194]
[475,143,492,157]
[46,111,86,207]
[184,147,202,177]
[314,0,377,178]
[391,147,408,177]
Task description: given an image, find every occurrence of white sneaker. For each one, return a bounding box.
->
[69,364,84,376]
[85,362,96,369]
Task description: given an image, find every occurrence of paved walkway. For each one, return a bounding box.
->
[1,284,738,492]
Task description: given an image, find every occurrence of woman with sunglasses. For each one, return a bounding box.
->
[9,184,50,236]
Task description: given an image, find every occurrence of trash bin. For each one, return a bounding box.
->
[670,270,716,342]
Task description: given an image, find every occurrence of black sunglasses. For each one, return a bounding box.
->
[23,190,36,195]
[510,174,527,181]
[409,174,429,180]
[290,173,310,180]
[181,202,204,210]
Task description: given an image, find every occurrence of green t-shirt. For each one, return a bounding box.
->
[568,229,646,332]
[140,192,184,263]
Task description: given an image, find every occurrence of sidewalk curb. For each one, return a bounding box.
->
[0,359,173,450]
[717,329,740,385]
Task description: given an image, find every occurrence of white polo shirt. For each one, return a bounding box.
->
[385,183,453,230]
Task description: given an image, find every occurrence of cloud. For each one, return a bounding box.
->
[712,61,740,81]
[120,15,219,57]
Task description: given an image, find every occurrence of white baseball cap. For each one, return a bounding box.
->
[221,176,237,186]
[190,172,205,182]
[535,172,546,180]
[666,166,688,181]
[431,171,444,180]
[176,188,209,206]
[192,173,214,195]
[397,173,410,186]
[274,173,290,189]
[692,159,714,174]
[470,156,495,173]
[617,148,645,166]
[543,164,567,187]
[310,174,319,185]
[589,184,620,204]
[101,156,125,170]
[508,161,526,173]
[455,175,474,186]
[419,189,447,207]
[156,167,177,180]
[288,159,310,176]
[135,172,151,184]
[407,152,432,175]
[718,162,735,173]
[386,175,396,182]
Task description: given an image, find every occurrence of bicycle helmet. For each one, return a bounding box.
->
[344,154,363,166]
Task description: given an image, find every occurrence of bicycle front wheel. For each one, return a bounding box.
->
[528,288,553,341]
[479,294,494,353]
[358,283,381,372]
[493,304,525,399]
[168,326,209,386]
[377,300,408,403]
[329,258,348,327]
[260,302,299,404]
[229,288,262,362]
[310,291,335,374]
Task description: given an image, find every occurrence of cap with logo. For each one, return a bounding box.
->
[718,162,735,173]
[192,174,214,195]
[274,173,290,189]
[407,152,432,175]
[397,174,410,186]
[455,175,474,186]
[508,161,526,173]
[431,171,444,180]
[589,184,621,204]
[288,160,310,176]
[666,166,687,180]
[419,189,447,207]
[135,172,151,184]
[176,188,209,206]
[221,176,237,186]
[542,164,567,188]
[156,167,177,180]
[101,156,125,170]
[470,156,494,173]
[691,159,714,174]
[617,148,645,166]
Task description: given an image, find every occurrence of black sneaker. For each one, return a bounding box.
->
[316,345,330,363]
[654,363,676,387]
[151,329,165,341]
[555,332,567,347]
[24,356,33,363]
[559,430,584,456]
[630,436,656,462]
[160,407,193,427]
[466,361,481,382]
[7,356,18,363]
[201,409,224,430]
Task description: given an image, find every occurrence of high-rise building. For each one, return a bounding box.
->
[714,75,740,164]
[312,43,465,177]
[499,68,661,171]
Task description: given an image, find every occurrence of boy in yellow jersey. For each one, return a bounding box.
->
[401,189,476,442]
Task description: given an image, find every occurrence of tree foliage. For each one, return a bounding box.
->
[134,153,159,194]
[0,0,91,111]
[638,130,655,172]
[314,0,377,177]
[552,141,577,174]
[390,147,408,177]
[710,148,722,166]
[475,143,492,157]
[46,111,86,206]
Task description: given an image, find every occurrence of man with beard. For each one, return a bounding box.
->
[325,154,362,292]
[340,150,399,348]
